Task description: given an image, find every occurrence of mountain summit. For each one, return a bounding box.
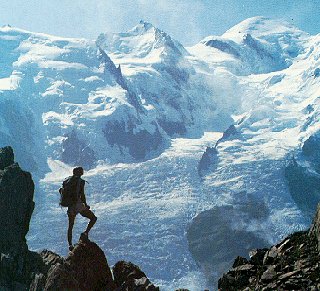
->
[223,16,308,41]
[96,20,188,60]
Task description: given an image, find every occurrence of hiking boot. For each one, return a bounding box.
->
[69,245,74,252]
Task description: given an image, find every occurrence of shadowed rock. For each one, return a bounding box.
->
[187,204,268,284]
[113,261,159,291]
[218,204,320,290]
[0,146,14,170]
[44,238,115,291]
[0,146,37,289]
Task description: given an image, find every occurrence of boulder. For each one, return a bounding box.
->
[113,261,159,291]
[44,238,115,291]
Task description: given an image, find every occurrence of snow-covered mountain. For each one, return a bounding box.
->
[1,16,319,290]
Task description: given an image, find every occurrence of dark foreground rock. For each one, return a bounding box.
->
[0,146,159,291]
[0,146,38,290]
[113,261,159,291]
[218,204,320,290]
[30,238,159,291]
[43,238,115,291]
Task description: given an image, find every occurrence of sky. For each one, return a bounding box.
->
[0,0,319,45]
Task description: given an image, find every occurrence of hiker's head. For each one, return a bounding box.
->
[73,166,84,176]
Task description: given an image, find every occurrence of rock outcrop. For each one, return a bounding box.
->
[218,204,320,290]
[43,237,115,291]
[187,204,268,284]
[113,261,159,291]
[198,147,218,176]
[0,146,34,252]
[0,146,38,290]
[0,146,159,291]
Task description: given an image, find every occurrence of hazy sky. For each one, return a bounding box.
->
[1,0,319,45]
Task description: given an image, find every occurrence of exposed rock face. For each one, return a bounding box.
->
[187,205,268,284]
[0,146,35,248]
[0,146,14,170]
[103,119,165,161]
[218,204,320,290]
[198,147,218,175]
[61,130,96,170]
[285,134,320,216]
[113,261,159,291]
[0,145,37,289]
[29,250,64,291]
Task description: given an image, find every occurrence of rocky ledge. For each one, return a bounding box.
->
[218,204,320,290]
[0,146,159,291]
[31,237,159,291]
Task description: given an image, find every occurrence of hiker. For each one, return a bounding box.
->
[63,166,97,251]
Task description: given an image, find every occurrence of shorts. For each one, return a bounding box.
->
[67,200,87,217]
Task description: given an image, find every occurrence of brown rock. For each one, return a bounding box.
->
[44,239,115,291]
[113,261,159,291]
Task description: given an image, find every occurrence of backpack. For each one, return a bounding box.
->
[59,176,81,207]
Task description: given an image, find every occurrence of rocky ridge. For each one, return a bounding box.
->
[0,146,159,291]
[218,204,320,290]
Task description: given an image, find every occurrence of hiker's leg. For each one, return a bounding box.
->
[68,214,76,246]
[80,208,97,234]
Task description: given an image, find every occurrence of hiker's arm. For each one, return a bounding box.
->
[79,181,88,206]
[81,192,87,205]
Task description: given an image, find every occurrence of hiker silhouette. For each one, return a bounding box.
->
[65,167,97,251]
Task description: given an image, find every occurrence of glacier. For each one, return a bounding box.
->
[0,16,319,290]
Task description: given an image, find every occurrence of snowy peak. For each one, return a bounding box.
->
[129,20,157,35]
[96,20,188,60]
[190,16,311,75]
[223,16,307,42]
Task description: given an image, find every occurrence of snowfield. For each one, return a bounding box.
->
[0,17,319,290]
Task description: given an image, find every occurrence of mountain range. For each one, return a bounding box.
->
[0,16,319,290]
